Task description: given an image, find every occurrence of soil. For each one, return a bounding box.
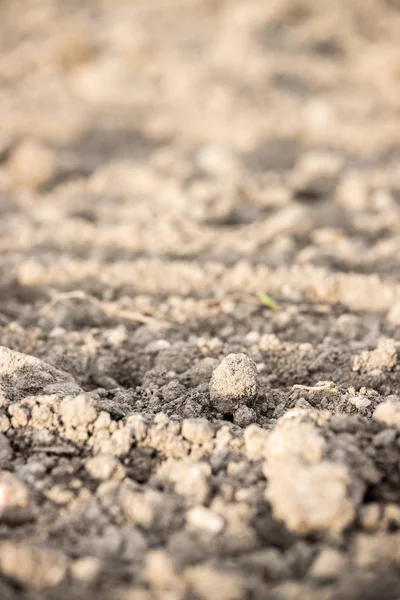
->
[1,0,400,599]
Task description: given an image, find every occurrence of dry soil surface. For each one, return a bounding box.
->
[1,1,400,599]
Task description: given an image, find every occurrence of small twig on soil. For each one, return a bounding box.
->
[290,382,334,393]
[39,290,170,329]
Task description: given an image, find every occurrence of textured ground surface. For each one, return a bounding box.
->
[1,0,400,598]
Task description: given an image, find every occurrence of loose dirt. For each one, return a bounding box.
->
[1,0,400,599]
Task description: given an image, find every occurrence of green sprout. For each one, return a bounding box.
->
[256,291,280,311]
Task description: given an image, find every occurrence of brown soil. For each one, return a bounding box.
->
[1,1,400,599]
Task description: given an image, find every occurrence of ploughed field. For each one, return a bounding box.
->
[1,1,400,598]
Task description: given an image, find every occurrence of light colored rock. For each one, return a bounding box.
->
[352,338,398,373]
[121,488,158,528]
[265,460,354,534]
[60,395,97,428]
[97,427,132,456]
[388,302,400,326]
[86,455,126,481]
[7,140,55,190]
[181,418,214,445]
[0,542,68,588]
[265,419,326,465]
[359,503,381,531]
[157,458,211,505]
[209,353,259,413]
[336,171,368,212]
[291,151,343,197]
[310,548,347,580]
[0,434,12,465]
[126,414,148,442]
[184,565,244,600]
[70,556,102,583]
[186,506,224,535]
[374,398,400,428]
[45,485,74,505]
[259,334,281,351]
[355,532,400,568]
[243,424,269,461]
[382,503,400,531]
[0,346,81,402]
[8,404,29,428]
[0,471,32,522]
[144,549,184,593]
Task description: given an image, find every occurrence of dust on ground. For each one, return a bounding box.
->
[1,0,400,599]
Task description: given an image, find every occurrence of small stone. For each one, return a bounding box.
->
[0,414,10,433]
[355,532,400,568]
[7,140,55,190]
[233,405,256,428]
[104,325,128,346]
[0,542,68,588]
[348,395,372,410]
[374,399,400,428]
[388,302,400,326]
[145,339,171,353]
[259,334,281,351]
[0,346,81,402]
[265,460,354,534]
[352,339,398,373]
[186,506,224,535]
[291,151,343,199]
[144,549,184,593]
[184,565,244,600]
[382,504,400,531]
[70,556,102,583]
[359,503,381,531]
[0,472,33,524]
[0,434,12,466]
[373,429,396,446]
[181,418,214,445]
[310,548,346,580]
[8,404,29,428]
[243,424,269,461]
[86,455,126,481]
[121,488,157,528]
[156,458,211,505]
[209,353,259,413]
[45,485,74,505]
[60,395,97,428]
[98,427,132,457]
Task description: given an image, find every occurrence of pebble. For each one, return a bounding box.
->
[243,424,269,461]
[86,455,126,481]
[60,395,98,428]
[181,418,214,445]
[209,353,260,413]
[70,556,102,583]
[310,548,346,580]
[0,346,81,402]
[7,140,55,190]
[0,471,33,524]
[186,506,224,535]
[0,542,68,588]
[0,433,12,465]
[374,398,400,428]
[233,406,256,428]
